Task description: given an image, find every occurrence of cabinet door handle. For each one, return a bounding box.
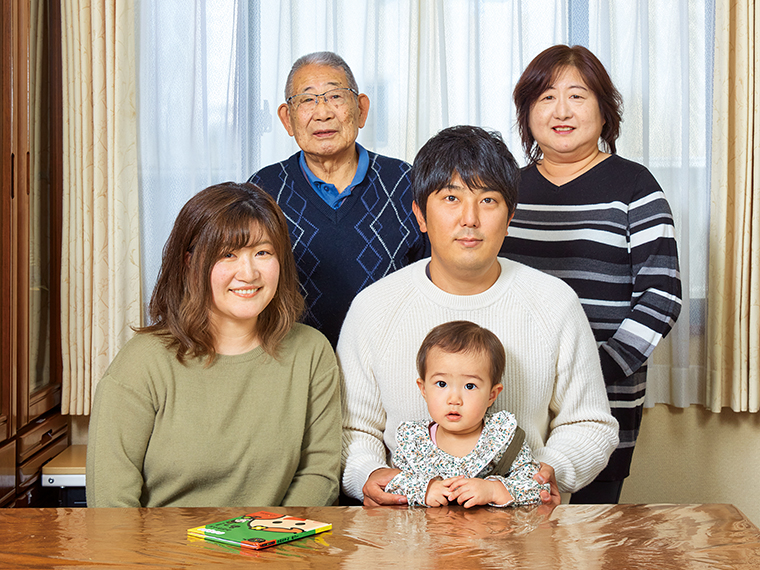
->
[40,429,54,445]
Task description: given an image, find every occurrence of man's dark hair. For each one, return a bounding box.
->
[411,125,520,219]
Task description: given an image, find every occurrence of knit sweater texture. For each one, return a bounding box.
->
[249,150,427,347]
[500,155,681,480]
[337,258,619,499]
[87,324,341,507]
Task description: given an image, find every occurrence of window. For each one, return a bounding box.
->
[138,0,712,405]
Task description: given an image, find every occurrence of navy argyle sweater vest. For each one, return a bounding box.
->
[249,151,427,346]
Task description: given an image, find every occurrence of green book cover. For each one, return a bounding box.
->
[188,511,331,550]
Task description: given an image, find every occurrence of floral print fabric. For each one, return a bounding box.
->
[385,411,549,507]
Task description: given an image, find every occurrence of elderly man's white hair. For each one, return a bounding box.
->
[284,51,359,99]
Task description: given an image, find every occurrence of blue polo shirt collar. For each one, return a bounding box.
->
[299,144,369,210]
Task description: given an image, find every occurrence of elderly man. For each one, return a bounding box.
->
[249,52,426,346]
[338,126,619,506]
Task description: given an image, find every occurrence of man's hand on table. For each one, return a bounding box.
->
[535,462,560,506]
[362,468,408,506]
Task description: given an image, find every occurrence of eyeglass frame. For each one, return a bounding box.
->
[285,87,359,112]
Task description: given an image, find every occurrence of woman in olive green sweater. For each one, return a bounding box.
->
[87,182,341,507]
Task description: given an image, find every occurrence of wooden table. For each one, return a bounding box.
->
[1,504,759,569]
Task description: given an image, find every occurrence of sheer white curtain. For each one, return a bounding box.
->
[585,0,712,407]
[138,0,712,407]
[138,0,261,310]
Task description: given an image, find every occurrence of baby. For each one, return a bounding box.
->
[385,321,550,507]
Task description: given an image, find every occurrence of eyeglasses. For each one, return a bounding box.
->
[286,87,358,114]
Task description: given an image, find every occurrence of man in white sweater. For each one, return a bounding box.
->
[337,126,619,506]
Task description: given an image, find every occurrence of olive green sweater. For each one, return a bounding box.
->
[87,324,341,507]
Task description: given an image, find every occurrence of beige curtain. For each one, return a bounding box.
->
[707,0,760,412]
[60,0,141,415]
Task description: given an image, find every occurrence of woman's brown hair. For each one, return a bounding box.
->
[513,44,623,164]
[137,182,304,362]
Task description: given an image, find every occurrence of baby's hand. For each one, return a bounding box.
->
[425,476,462,507]
[447,478,513,508]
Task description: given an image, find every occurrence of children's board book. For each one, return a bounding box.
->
[187,511,332,550]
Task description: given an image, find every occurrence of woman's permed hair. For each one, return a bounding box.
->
[137,182,304,362]
[513,44,623,164]
[416,321,506,387]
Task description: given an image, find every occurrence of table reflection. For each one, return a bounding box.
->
[0,504,758,569]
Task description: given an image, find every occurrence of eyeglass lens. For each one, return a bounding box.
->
[291,88,354,112]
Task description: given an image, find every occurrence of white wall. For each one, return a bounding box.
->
[621,404,760,526]
[70,416,89,445]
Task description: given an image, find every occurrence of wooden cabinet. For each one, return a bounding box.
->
[16,412,68,507]
[0,0,17,452]
[0,441,15,506]
[1,0,63,507]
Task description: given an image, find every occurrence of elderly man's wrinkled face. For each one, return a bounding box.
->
[277,64,369,163]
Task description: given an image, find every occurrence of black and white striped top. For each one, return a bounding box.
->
[501,155,682,477]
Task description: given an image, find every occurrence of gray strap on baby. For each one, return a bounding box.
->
[495,426,526,476]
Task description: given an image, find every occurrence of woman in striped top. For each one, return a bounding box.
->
[500,45,682,504]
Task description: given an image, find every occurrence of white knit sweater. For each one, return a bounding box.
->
[337,258,619,500]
